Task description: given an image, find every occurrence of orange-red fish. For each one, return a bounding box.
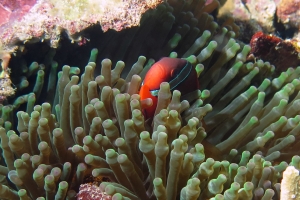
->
[139,57,199,119]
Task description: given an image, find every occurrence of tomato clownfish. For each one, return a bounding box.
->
[139,57,199,119]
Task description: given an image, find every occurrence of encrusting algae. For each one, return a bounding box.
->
[0,50,15,101]
[0,0,300,199]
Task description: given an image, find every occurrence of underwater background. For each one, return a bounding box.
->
[0,0,300,199]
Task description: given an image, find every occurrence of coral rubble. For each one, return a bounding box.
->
[220,0,300,44]
[0,0,164,50]
[281,166,300,199]
[277,0,300,31]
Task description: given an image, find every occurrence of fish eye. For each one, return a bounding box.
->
[171,68,180,77]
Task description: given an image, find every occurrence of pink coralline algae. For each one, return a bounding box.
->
[276,0,300,27]
[0,3,10,26]
[77,184,112,200]
[0,0,37,26]
[276,0,300,30]
[0,0,164,51]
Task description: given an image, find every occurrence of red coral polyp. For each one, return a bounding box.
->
[249,32,281,57]
[249,31,300,71]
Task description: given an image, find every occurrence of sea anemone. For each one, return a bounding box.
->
[0,0,299,199]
